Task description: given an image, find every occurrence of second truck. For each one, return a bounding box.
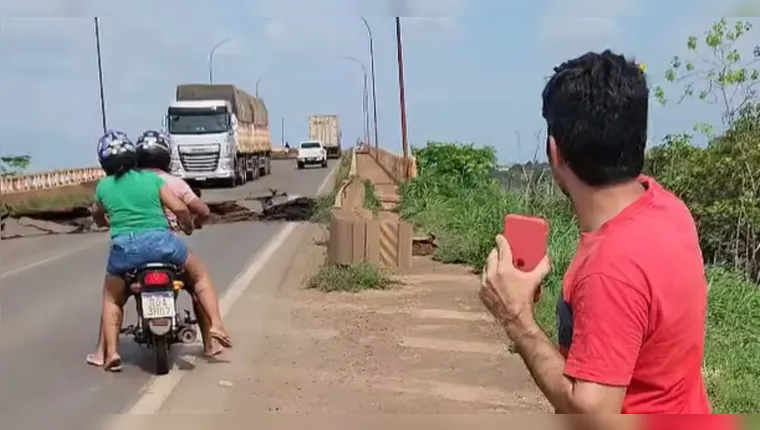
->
[308,114,342,159]
[165,84,271,187]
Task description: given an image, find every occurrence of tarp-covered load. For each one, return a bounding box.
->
[176,84,269,127]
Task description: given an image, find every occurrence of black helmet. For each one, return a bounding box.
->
[97,130,137,177]
[135,130,172,172]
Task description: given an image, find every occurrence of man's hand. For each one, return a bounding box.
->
[479,234,551,327]
[479,235,629,418]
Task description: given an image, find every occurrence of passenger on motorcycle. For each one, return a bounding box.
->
[85,130,193,371]
[87,131,232,364]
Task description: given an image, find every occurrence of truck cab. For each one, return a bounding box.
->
[164,100,239,184]
[296,140,328,169]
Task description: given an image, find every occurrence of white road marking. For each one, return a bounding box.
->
[0,237,107,279]
[107,160,341,426]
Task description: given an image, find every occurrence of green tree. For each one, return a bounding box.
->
[648,18,760,279]
[0,155,31,176]
[654,18,760,131]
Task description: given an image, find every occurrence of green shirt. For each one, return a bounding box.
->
[95,170,170,237]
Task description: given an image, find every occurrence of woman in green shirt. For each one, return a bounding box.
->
[90,131,195,371]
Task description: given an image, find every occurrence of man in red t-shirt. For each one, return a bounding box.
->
[479,50,735,427]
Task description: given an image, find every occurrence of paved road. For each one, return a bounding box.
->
[0,159,338,430]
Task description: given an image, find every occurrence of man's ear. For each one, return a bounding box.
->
[547,135,565,169]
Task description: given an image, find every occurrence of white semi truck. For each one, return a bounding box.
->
[164,84,272,187]
[308,114,341,159]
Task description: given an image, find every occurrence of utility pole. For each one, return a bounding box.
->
[395,17,410,179]
[94,17,107,133]
[361,18,379,149]
[343,56,370,149]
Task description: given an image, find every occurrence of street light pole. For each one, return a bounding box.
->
[255,74,265,97]
[344,57,370,148]
[208,38,231,83]
[360,17,379,149]
[395,17,410,179]
[94,17,107,134]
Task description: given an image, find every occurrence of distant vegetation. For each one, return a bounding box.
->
[0,155,31,176]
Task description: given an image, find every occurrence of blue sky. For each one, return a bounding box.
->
[0,0,758,170]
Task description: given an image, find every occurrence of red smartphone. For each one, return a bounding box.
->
[503,214,549,302]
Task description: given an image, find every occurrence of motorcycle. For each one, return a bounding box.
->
[119,187,205,375]
[120,263,198,375]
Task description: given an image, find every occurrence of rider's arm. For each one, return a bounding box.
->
[168,177,210,224]
[91,202,109,227]
[91,184,109,227]
[159,184,193,233]
[179,182,210,223]
[187,199,211,223]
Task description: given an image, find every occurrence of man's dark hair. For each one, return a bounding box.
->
[542,49,648,187]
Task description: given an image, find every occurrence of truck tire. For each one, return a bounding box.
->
[252,157,260,180]
[245,156,255,181]
[321,158,328,168]
[236,158,247,186]
[297,162,304,170]
[258,157,267,177]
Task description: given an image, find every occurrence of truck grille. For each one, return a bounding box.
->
[179,147,220,173]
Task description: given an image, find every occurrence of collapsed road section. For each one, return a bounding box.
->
[0,190,319,240]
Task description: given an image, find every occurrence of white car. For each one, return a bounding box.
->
[297,140,328,169]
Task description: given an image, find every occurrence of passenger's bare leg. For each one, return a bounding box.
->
[102,275,126,371]
[87,288,127,367]
[183,252,232,347]
[192,297,221,356]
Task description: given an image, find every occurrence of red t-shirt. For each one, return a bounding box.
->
[556,176,733,427]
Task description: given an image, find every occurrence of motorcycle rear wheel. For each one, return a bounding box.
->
[153,336,171,375]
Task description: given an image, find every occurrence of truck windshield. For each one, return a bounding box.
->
[300,142,321,149]
[168,112,230,135]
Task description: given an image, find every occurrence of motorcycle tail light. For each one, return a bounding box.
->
[143,271,170,286]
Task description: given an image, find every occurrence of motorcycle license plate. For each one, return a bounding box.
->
[141,292,175,319]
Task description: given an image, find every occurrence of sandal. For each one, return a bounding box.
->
[86,353,104,367]
[209,330,233,348]
[103,356,123,372]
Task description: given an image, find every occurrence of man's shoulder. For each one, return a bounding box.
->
[153,171,194,197]
[571,184,702,295]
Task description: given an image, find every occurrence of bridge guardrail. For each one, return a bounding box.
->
[328,146,412,272]
[366,146,417,183]
[1,167,104,195]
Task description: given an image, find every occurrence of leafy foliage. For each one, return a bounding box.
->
[655,18,760,131]
[648,18,760,281]
[413,142,497,189]
[646,105,760,280]
[0,155,31,176]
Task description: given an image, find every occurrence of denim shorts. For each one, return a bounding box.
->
[106,230,189,276]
